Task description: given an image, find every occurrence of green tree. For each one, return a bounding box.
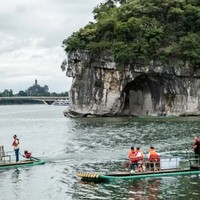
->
[62,0,200,69]
[1,89,13,97]
[18,90,28,96]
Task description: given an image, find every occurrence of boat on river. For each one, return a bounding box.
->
[77,153,200,182]
[52,99,69,106]
[0,148,45,170]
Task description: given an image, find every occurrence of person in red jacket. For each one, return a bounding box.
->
[24,150,32,159]
[192,136,200,163]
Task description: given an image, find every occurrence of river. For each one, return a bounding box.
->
[0,105,200,200]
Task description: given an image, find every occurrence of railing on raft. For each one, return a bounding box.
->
[109,151,200,172]
[0,146,16,163]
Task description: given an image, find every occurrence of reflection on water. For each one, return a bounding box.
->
[11,169,21,199]
[11,169,21,183]
[1,105,200,199]
[127,179,161,200]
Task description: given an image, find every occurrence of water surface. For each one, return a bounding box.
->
[0,105,200,200]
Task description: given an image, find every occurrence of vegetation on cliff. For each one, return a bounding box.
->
[62,0,200,68]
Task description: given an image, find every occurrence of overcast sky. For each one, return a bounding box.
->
[0,0,104,93]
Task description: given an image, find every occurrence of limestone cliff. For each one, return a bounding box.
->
[64,50,200,117]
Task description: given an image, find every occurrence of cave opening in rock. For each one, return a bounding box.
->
[121,74,171,116]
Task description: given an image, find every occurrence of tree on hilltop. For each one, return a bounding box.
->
[62,0,200,69]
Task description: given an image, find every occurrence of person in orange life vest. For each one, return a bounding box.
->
[136,147,144,162]
[127,146,135,171]
[148,146,160,171]
[148,146,160,162]
[136,147,145,172]
[12,134,20,162]
[24,150,32,159]
[128,146,135,160]
[129,147,142,173]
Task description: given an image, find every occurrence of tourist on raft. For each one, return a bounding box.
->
[136,147,145,172]
[24,150,32,159]
[127,146,135,170]
[192,136,200,163]
[12,134,20,162]
[148,146,160,171]
[128,146,135,160]
[129,147,145,173]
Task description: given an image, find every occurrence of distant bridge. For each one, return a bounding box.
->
[0,96,69,105]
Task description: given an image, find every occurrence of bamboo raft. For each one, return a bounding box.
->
[0,146,45,170]
[0,158,45,169]
[77,153,200,182]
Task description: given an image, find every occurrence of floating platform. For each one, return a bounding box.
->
[77,166,200,182]
[0,157,45,170]
[77,155,200,182]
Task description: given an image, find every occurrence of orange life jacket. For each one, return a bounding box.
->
[130,153,137,163]
[12,139,19,147]
[130,150,144,163]
[136,149,144,162]
[128,150,135,159]
[148,149,160,162]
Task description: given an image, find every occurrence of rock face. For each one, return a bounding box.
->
[65,50,200,117]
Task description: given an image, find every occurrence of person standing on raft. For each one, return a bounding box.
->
[192,136,200,163]
[12,134,20,162]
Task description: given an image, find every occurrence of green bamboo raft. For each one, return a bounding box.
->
[0,156,45,170]
[77,168,200,182]
[77,156,200,182]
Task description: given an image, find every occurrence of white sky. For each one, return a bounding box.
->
[0,0,104,93]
